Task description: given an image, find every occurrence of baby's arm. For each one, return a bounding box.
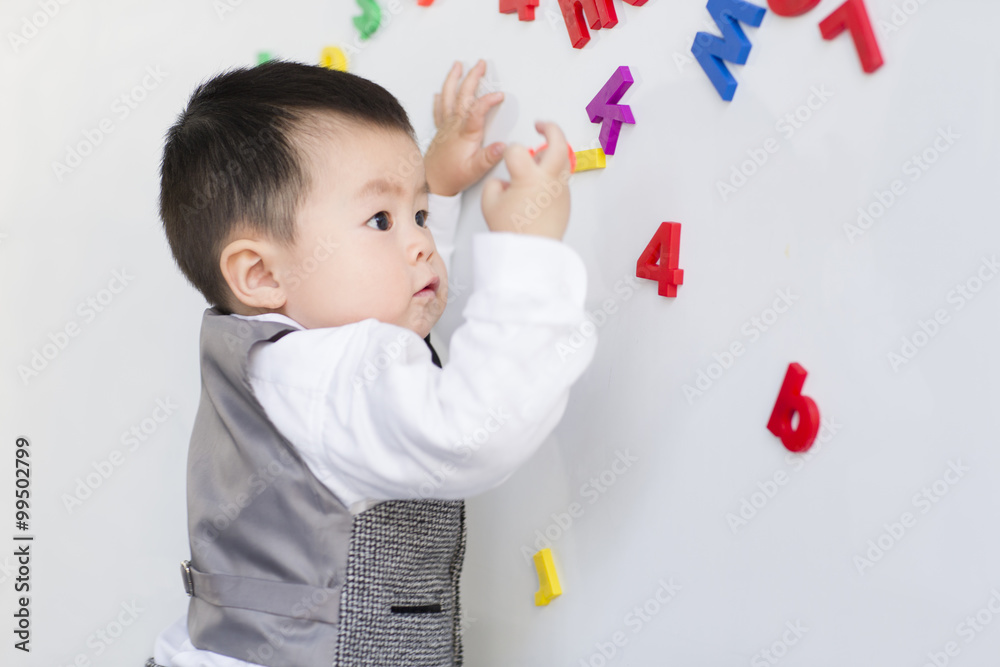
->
[245,62,590,507]
[247,231,595,506]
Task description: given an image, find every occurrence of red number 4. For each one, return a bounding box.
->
[636,222,684,298]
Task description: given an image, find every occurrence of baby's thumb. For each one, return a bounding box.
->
[477,142,506,175]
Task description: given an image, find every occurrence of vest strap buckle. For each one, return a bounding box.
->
[180,560,194,596]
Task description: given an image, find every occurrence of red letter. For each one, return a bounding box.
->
[558,0,618,49]
[636,222,683,298]
[766,0,820,16]
[767,363,820,452]
[819,0,883,73]
[499,0,539,21]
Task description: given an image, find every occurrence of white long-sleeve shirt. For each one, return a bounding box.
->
[154,192,597,667]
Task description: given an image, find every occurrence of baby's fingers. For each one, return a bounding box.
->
[456,60,487,118]
[439,61,462,119]
[460,92,504,136]
[534,121,570,173]
[481,176,508,211]
[503,143,537,181]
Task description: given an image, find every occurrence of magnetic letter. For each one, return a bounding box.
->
[691,0,767,101]
[586,65,635,156]
[766,0,820,16]
[819,0,883,73]
[636,222,683,298]
[499,0,539,21]
[767,362,820,453]
[353,0,381,40]
[533,548,562,606]
[557,0,618,49]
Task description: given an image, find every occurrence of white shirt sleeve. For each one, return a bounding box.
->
[243,231,597,509]
[426,191,462,276]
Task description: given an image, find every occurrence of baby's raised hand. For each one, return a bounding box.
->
[423,60,506,197]
[481,121,572,241]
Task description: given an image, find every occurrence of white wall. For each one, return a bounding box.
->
[3,1,998,665]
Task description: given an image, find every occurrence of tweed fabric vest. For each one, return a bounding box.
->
[184,308,466,667]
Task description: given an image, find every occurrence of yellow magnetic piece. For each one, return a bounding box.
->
[573,148,606,172]
[532,548,562,606]
[320,46,349,72]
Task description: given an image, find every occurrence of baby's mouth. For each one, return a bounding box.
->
[415,276,440,297]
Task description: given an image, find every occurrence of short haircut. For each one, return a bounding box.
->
[159,59,417,311]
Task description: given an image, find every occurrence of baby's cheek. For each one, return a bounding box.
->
[436,263,449,304]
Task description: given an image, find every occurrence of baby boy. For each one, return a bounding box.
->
[148,58,597,667]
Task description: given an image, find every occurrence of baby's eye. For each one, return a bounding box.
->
[365,211,391,231]
[415,210,429,228]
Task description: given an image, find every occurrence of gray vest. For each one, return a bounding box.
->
[182,308,466,666]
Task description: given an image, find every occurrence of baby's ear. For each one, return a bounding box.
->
[219,238,286,311]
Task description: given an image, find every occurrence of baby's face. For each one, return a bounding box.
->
[277,123,447,339]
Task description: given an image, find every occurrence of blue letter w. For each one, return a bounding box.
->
[691,0,767,101]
